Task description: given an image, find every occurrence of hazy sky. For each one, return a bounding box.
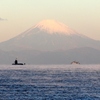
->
[0,0,100,42]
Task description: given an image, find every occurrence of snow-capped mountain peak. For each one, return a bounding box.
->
[0,19,99,52]
[34,20,76,35]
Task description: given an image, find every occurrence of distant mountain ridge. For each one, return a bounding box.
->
[0,47,100,64]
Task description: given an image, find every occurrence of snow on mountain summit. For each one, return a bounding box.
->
[18,19,80,39]
[34,20,76,35]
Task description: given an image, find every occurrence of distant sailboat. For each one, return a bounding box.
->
[12,59,25,65]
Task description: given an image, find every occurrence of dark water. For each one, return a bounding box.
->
[0,65,100,100]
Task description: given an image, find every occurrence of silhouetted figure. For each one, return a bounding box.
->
[15,59,18,64]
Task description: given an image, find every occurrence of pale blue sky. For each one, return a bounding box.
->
[0,0,100,42]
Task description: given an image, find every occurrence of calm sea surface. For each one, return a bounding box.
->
[0,65,100,100]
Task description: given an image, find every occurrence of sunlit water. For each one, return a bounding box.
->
[0,65,100,100]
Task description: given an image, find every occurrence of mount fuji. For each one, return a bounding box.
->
[0,19,100,51]
[0,19,100,64]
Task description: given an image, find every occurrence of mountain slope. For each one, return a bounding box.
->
[0,19,100,51]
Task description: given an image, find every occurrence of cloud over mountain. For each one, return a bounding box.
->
[0,17,7,21]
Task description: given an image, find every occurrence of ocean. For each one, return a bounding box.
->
[0,65,100,100]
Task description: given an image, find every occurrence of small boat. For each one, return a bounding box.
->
[12,59,25,65]
[71,61,80,64]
